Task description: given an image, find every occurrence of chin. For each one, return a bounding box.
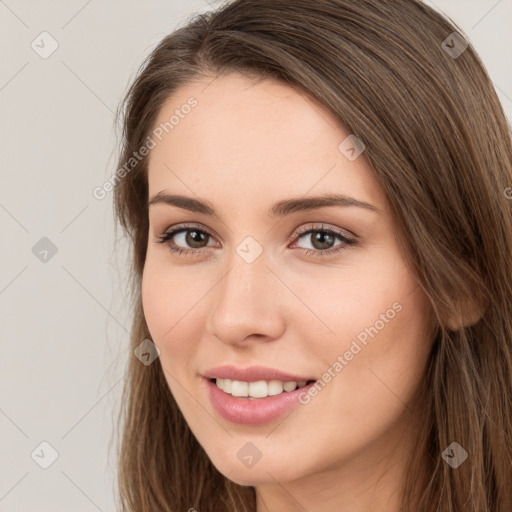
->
[220,468,279,487]
[209,452,303,486]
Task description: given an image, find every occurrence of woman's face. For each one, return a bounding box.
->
[142,72,434,490]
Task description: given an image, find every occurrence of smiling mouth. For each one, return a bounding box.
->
[209,377,316,399]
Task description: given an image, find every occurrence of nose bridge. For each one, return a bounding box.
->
[206,244,285,344]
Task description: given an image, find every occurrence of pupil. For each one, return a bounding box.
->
[313,232,333,250]
[186,230,207,248]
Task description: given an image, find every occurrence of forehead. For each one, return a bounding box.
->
[146,72,387,216]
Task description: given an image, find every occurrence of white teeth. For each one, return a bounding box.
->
[215,378,310,398]
[231,380,249,397]
[248,380,268,398]
[267,380,284,396]
[223,378,232,393]
[283,381,298,392]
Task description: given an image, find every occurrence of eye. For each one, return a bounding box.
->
[290,224,356,257]
[155,223,356,257]
[156,223,217,256]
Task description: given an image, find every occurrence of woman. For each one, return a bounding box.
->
[113,0,512,510]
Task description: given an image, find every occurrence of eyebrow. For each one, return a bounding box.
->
[149,191,381,217]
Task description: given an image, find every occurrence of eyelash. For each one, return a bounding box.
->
[155,223,356,258]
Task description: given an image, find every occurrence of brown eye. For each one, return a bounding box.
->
[181,229,210,249]
[291,224,356,257]
[156,224,217,254]
[156,223,356,258]
[306,231,337,250]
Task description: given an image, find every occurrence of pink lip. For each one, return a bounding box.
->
[204,378,317,425]
[202,365,316,382]
[202,365,317,425]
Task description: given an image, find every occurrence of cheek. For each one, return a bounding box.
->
[141,261,187,376]
[290,248,425,357]
[289,263,433,466]
[141,257,196,341]
[141,259,210,376]
[304,250,433,407]
[141,262,168,340]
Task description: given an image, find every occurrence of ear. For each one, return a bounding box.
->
[445,295,486,331]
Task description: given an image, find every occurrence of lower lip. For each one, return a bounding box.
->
[204,378,316,425]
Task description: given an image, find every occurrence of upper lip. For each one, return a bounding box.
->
[203,365,316,383]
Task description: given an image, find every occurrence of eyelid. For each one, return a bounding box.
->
[156,222,357,255]
[157,222,356,241]
[155,222,218,249]
[293,222,356,240]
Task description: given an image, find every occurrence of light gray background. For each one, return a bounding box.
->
[0,1,511,511]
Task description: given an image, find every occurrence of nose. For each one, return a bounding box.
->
[205,249,286,346]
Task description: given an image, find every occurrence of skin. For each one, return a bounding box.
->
[142,72,436,512]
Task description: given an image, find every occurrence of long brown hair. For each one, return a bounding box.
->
[112,1,512,510]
